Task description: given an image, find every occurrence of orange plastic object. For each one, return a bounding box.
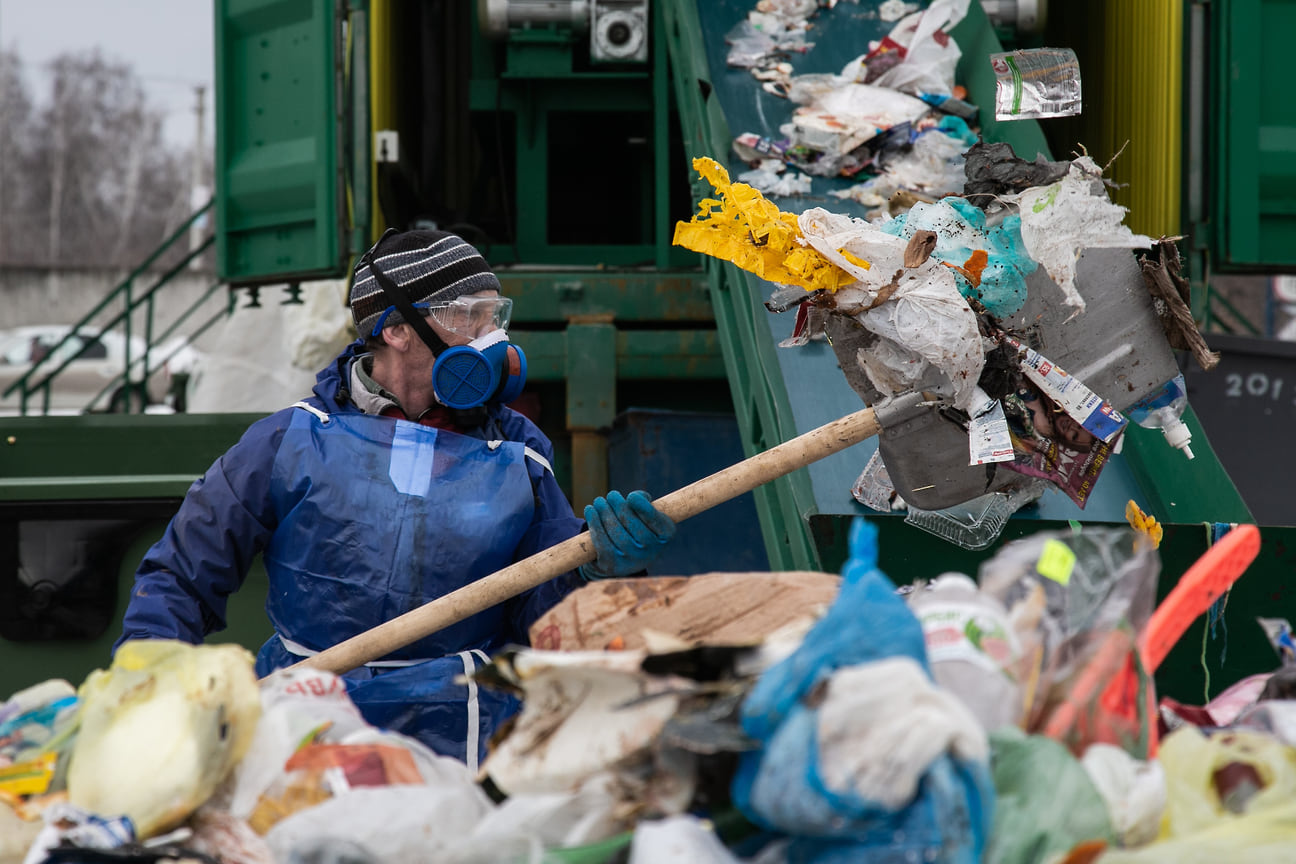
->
[1139,523,1260,673]
[1042,526,1261,758]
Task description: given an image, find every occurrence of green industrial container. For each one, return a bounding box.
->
[1206,0,1296,270]
[215,0,348,283]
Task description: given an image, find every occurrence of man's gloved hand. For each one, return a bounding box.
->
[580,490,677,581]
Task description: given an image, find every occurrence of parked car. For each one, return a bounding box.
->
[0,325,194,415]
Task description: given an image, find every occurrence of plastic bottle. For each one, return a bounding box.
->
[908,573,1025,733]
[1125,373,1194,459]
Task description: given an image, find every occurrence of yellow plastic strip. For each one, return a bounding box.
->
[672,157,864,293]
[0,752,57,798]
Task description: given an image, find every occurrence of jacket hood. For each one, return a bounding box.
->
[311,338,368,413]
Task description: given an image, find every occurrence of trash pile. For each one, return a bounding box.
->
[2,517,1285,863]
[678,0,1215,549]
[724,0,984,203]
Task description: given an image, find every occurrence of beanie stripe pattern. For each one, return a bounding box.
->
[350,231,502,337]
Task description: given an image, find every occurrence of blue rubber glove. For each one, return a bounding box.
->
[580,490,677,581]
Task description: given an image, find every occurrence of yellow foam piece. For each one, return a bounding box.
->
[1125,499,1164,548]
[672,157,864,293]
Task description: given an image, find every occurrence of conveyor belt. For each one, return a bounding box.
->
[662,0,1247,569]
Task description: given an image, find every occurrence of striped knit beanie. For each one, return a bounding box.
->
[349,229,502,338]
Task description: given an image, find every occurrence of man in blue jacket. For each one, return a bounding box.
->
[117,228,676,768]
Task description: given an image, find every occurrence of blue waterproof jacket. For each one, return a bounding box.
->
[117,340,585,766]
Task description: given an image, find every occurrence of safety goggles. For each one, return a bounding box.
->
[417,296,513,337]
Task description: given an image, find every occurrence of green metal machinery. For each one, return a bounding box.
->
[0,0,1293,708]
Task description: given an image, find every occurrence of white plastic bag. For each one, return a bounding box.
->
[466,773,624,852]
[218,667,372,820]
[863,0,972,96]
[1012,157,1154,314]
[797,207,984,408]
[263,785,494,863]
[787,83,930,155]
[814,657,988,810]
[1080,743,1166,847]
[628,815,744,864]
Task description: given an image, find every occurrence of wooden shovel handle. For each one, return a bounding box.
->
[289,407,881,676]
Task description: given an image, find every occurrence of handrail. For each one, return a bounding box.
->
[85,280,230,411]
[5,200,220,414]
[1202,283,1263,337]
[16,235,214,399]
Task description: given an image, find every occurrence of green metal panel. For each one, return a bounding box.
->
[0,521,274,700]
[514,330,723,381]
[499,273,713,322]
[565,323,618,430]
[216,0,346,283]
[1212,0,1296,269]
[0,414,267,502]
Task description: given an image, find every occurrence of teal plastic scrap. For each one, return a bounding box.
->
[879,196,1038,317]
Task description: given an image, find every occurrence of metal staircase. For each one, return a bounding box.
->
[3,201,231,415]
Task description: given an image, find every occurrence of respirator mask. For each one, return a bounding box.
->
[363,234,528,410]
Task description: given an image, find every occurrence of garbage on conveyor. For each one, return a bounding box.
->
[2,518,1281,863]
[681,0,1215,546]
[725,0,976,187]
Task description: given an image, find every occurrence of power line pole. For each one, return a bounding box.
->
[189,84,207,263]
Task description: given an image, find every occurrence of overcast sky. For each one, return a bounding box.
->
[0,0,214,151]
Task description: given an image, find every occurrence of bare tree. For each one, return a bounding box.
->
[5,50,189,270]
[0,50,39,265]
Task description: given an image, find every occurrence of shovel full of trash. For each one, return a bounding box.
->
[296,129,1213,679]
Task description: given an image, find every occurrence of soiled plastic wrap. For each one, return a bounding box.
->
[989,48,1082,121]
[66,640,262,839]
[797,207,984,409]
[830,121,972,211]
[1011,157,1154,313]
[1078,728,1296,864]
[878,197,1038,317]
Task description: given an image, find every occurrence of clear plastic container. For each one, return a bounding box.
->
[852,450,902,513]
[1125,373,1194,459]
[903,481,1045,550]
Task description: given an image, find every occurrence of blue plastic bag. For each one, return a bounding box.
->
[732,518,995,864]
